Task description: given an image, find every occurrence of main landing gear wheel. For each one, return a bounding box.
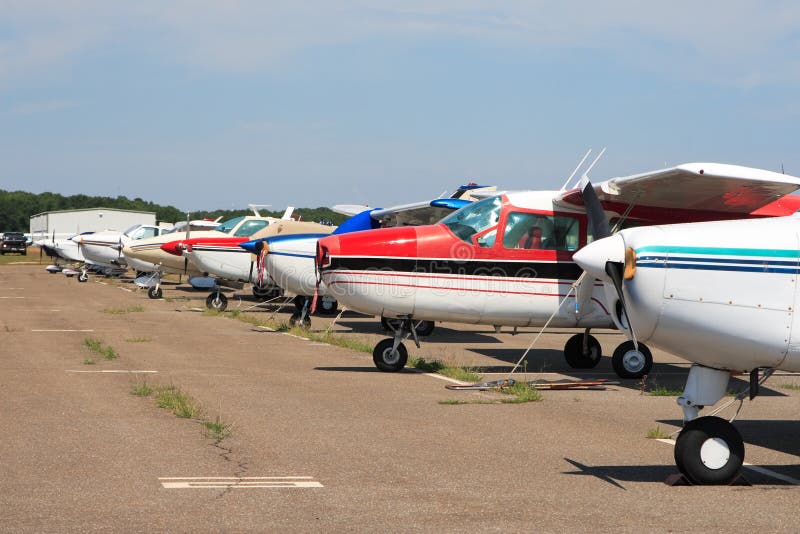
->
[372,339,408,372]
[252,284,276,299]
[674,416,744,485]
[77,271,89,283]
[289,311,311,329]
[148,287,163,299]
[563,333,602,369]
[612,341,653,379]
[206,292,228,311]
[316,296,338,315]
[293,295,308,312]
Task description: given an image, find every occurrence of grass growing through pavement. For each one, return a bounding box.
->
[411,357,482,383]
[83,358,96,365]
[203,416,233,441]
[646,426,671,439]
[647,384,683,396]
[780,383,800,391]
[131,380,232,441]
[155,385,203,418]
[131,382,154,396]
[125,337,151,343]
[439,381,542,405]
[101,305,144,314]
[83,338,118,360]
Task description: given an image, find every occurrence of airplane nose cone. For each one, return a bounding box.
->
[160,241,184,256]
[573,234,625,281]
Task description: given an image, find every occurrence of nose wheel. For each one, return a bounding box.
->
[148,286,163,299]
[372,339,409,372]
[611,341,652,379]
[206,290,228,311]
[674,416,744,485]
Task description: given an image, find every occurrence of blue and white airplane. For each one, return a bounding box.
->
[575,198,800,484]
[239,184,495,328]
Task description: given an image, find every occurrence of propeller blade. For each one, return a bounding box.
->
[579,175,611,240]
[604,261,637,348]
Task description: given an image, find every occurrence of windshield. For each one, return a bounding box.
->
[123,224,141,237]
[441,195,502,243]
[233,219,269,237]
[215,216,244,234]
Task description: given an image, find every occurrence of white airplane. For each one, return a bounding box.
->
[163,218,337,311]
[574,203,800,485]
[122,207,292,299]
[71,223,170,282]
[34,231,92,274]
[241,184,495,328]
[316,162,800,378]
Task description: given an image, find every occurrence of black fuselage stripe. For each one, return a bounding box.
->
[324,257,582,280]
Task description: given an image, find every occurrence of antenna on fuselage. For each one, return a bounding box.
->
[559,149,592,192]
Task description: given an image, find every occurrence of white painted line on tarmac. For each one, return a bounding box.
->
[420,372,470,385]
[656,438,800,485]
[282,333,308,340]
[31,329,94,332]
[0,287,24,290]
[0,296,25,299]
[66,370,158,374]
[309,343,328,346]
[158,476,323,489]
[118,287,133,292]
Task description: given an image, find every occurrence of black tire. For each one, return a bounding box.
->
[372,338,408,372]
[148,287,163,299]
[289,311,311,329]
[206,292,228,311]
[611,341,653,379]
[316,296,338,315]
[415,320,435,337]
[77,272,88,283]
[293,295,308,311]
[252,284,277,299]
[674,416,744,485]
[563,333,602,369]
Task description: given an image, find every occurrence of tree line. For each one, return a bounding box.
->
[0,189,348,232]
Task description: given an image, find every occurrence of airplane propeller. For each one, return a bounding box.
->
[577,176,638,349]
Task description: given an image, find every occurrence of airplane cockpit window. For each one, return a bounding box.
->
[140,226,158,239]
[502,212,580,251]
[441,195,502,244]
[123,224,141,237]
[233,220,269,237]
[216,216,244,234]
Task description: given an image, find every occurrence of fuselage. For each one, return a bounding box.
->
[577,216,800,373]
[318,191,613,327]
[181,221,335,285]
[77,224,165,269]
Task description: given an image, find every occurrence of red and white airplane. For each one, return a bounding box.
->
[317,162,800,377]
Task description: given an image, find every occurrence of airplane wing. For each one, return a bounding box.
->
[332,204,371,216]
[555,163,800,220]
[370,199,472,227]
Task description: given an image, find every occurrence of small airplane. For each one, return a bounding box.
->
[240,184,495,328]
[316,158,800,378]
[72,223,170,282]
[34,230,92,274]
[161,217,336,311]
[573,192,800,485]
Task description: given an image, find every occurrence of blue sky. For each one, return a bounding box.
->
[2,1,800,212]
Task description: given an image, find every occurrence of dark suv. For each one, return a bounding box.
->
[1,232,27,255]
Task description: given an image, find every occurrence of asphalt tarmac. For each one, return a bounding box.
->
[1,264,799,532]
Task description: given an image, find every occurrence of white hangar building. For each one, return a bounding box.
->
[30,208,157,240]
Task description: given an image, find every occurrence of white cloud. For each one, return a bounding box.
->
[1,1,799,87]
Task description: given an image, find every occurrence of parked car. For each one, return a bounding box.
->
[1,232,28,255]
